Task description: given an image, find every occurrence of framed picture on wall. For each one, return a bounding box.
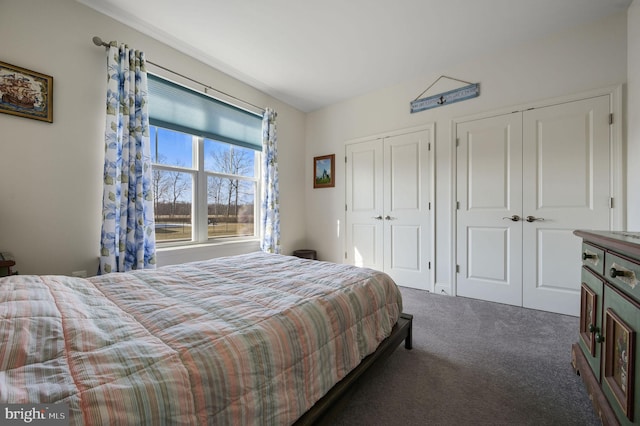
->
[314,154,335,188]
[0,61,53,123]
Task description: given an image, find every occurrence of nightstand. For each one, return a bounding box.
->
[0,260,16,277]
[293,249,317,260]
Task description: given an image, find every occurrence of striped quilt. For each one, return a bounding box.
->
[0,252,402,425]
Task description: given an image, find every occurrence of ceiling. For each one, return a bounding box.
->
[78,0,632,112]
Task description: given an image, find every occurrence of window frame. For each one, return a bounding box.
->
[147,72,264,249]
[151,126,261,248]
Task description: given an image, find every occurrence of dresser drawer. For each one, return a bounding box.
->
[581,243,604,275]
[605,251,640,301]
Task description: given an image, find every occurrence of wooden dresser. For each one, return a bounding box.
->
[573,230,640,426]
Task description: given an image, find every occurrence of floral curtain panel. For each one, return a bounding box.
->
[261,108,280,253]
[99,43,156,273]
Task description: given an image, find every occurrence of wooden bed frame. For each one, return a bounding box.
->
[295,313,413,425]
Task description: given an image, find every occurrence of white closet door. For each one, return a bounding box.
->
[456,95,611,316]
[456,113,524,306]
[522,95,611,316]
[346,139,384,270]
[383,131,431,290]
[346,129,432,290]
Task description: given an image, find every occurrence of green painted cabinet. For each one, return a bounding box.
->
[573,230,640,426]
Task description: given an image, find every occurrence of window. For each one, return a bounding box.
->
[148,75,262,245]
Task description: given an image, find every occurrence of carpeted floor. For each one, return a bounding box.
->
[330,287,600,426]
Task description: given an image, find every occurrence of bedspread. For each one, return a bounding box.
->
[0,252,402,425]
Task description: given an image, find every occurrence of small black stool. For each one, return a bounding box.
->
[293,249,317,260]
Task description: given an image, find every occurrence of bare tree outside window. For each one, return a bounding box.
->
[153,169,192,242]
[206,144,256,238]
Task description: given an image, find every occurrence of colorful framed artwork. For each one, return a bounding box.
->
[579,284,597,356]
[314,154,335,188]
[603,308,635,420]
[0,61,53,123]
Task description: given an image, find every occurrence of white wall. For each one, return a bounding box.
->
[0,0,307,275]
[628,0,640,230]
[1,1,633,281]
[305,12,628,292]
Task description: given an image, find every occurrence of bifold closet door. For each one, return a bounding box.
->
[456,113,524,307]
[346,131,431,290]
[521,96,610,315]
[345,139,384,271]
[382,131,431,289]
[457,95,611,316]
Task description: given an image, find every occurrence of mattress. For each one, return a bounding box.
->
[0,252,402,425]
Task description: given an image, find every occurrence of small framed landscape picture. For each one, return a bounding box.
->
[314,154,335,188]
[0,61,53,123]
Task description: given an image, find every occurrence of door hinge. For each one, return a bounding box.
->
[456,264,460,273]
[428,261,431,270]
[609,113,614,125]
[428,202,431,210]
[345,251,348,259]
[428,142,431,151]
[456,201,460,210]
[610,197,614,208]
[456,138,460,147]
[345,156,348,163]
[345,204,348,211]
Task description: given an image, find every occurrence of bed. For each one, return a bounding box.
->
[0,251,412,425]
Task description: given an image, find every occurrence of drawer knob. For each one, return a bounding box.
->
[582,252,596,260]
[610,267,631,279]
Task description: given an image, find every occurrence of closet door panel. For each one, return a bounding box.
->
[456,113,523,306]
[467,227,509,283]
[389,141,420,210]
[389,224,421,271]
[351,224,381,268]
[383,131,431,290]
[346,140,384,270]
[522,95,611,316]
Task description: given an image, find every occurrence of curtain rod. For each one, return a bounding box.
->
[92,36,265,114]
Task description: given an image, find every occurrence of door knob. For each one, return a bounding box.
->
[502,215,521,222]
[372,215,383,220]
[525,216,544,223]
[385,215,395,220]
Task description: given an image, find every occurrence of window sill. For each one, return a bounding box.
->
[156,239,260,267]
